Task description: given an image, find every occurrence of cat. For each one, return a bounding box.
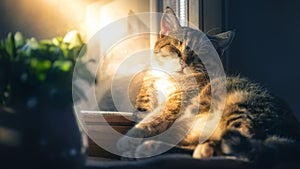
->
[117,7,300,168]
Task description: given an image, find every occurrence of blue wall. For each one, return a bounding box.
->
[227,1,300,119]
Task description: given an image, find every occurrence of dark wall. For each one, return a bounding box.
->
[227,1,300,119]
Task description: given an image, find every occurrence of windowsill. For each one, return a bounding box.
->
[85,155,252,169]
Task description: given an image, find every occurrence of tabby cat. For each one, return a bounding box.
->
[117,7,300,168]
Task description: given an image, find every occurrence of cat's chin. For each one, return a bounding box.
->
[175,70,186,75]
[175,70,184,74]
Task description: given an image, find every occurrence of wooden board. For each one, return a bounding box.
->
[81,111,134,159]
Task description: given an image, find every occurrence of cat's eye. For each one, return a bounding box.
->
[200,101,209,106]
[233,122,242,128]
[154,49,160,54]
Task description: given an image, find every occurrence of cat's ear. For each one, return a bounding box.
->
[160,7,182,38]
[207,30,235,56]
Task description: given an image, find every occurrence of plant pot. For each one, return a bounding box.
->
[0,105,23,168]
[0,105,88,169]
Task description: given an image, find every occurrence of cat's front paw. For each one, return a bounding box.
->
[193,141,216,158]
[134,140,172,158]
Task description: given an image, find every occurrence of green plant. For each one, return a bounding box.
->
[0,31,93,111]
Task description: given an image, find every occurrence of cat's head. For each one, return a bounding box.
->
[154,7,235,74]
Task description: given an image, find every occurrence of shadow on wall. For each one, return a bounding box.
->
[227,0,300,119]
[0,0,87,39]
[0,0,150,40]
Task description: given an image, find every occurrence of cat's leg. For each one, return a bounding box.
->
[192,130,255,160]
[118,106,164,153]
[192,130,256,160]
[118,87,185,157]
[117,104,182,156]
[134,140,175,158]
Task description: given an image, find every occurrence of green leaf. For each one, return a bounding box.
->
[0,40,8,59]
[40,39,53,46]
[50,46,60,53]
[14,32,25,48]
[5,33,16,59]
[53,60,73,72]
[27,38,39,50]
[30,59,52,71]
[63,30,84,49]
[59,43,69,58]
[52,37,63,46]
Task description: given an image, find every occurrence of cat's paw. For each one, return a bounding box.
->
[134,140,172,158]
[193,131,254,160]
[193,141,216,158]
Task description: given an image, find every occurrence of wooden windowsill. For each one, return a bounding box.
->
[81,111,134,159]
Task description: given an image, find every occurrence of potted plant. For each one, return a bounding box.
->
[0,31,93,168]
